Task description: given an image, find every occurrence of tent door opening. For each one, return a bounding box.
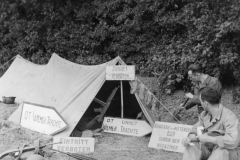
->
[74,81,142,132]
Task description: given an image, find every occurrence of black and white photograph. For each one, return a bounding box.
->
[0,0,240,159]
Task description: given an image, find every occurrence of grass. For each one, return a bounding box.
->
[0,77,239,160]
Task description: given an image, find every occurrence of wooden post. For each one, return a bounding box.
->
[120,81,124,118]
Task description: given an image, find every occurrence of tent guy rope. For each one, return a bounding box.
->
[118,58,182,124]
[138,79,182,124]
[0,55,17,69]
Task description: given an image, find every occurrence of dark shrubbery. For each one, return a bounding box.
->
[0,0,240,101]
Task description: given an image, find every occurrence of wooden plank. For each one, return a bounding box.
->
[20,101,68,135]
[106,66,135,80]
[53,137,95,153]
[102,117,152,137]
[148,122,193,153]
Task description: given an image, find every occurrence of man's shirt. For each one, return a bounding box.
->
[193,75,222,99]
[190,104,240,150]
[184,75,222,110]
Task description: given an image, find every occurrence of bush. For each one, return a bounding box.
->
[0,0,239,96]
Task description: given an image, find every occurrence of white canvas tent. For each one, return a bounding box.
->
[0,53,156,136]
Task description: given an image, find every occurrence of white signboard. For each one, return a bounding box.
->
[102,117,152,137]
[148,122,193,153]
[106,65,135,80]
[53,137,95,153]
[20,102,68,135]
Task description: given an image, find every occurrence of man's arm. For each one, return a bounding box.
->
[182,98,201,110]
[192,77,222,100]
[198,113,239,149]
[188,113,205,137]
[210,79,222,96]
[199,77,222,98]
[215,114,239,149]
[182,116,204,146]
[183,83,201,109]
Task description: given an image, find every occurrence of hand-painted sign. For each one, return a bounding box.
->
[20,102,68,135]
[53,137,95,153]
[102,117,152,137]
[106,65,135,80]
[148,122,193,153]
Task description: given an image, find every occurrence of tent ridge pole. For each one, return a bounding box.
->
[120,80,124,118]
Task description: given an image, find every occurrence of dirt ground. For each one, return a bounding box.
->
[0,77,239,160]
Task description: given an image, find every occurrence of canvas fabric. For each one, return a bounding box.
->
[2,53,155,136]
[4,53,119,136]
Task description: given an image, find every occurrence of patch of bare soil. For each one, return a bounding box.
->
[0,77,239,160]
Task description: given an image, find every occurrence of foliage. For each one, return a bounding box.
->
[233,86,240,104]
[0,0,240,99]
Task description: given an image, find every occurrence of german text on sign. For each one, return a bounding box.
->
[102,117,152,137]
[106,65,135,80]
[20,102,68,135]
[53,137,95,153]
[148,122,193,153]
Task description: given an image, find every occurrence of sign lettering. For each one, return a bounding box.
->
[102,117,152,137]
[20,102,68,135]
[53,137,94,153]
[148,122,193,153]
[106,66,135,80]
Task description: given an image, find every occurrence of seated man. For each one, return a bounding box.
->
[174,64,222,118]
[182,87,240,160]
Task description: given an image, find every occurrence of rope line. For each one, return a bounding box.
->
[0,55,18,69]
[136,78,182,124]
[117,58,182,124]
[156,95,182,124]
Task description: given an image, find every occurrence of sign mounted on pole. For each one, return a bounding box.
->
[20,102,68,135]
[102,117,152,137]
[53,137,95,153]
[148,122,193,153]
[106,65,135,80]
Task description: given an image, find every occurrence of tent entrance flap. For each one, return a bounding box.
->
[74,81,142,132]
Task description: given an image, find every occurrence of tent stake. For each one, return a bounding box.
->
[120,80,124,118]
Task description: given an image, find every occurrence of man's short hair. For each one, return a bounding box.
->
[200,87,220,105]
[188,64,202,74]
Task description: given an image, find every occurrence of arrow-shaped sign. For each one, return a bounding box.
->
[20,102,68,135]
[102,117,152,137]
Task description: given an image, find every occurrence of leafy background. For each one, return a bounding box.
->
[0,0,240,102]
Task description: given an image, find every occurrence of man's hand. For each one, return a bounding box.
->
[182,137,191,147]
[182,134,197,146]
[185,93,194,99]
[197,133,216,144]
[180,103,184,107]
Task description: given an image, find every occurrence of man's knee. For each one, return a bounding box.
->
[183,144,202,160]
[208,148,229,160]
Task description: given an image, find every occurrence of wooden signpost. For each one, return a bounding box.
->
[20,102,68,135]
[102,117,152,137]
[106,65,135,118]
[148,122,193,153]
[52,137,95,153]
